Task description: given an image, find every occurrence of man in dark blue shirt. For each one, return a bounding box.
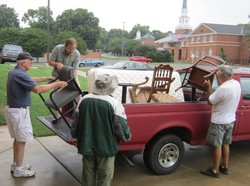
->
[5,52,68,178]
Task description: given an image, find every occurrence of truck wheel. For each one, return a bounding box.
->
[79,63,85,67]
[143,134,184,175]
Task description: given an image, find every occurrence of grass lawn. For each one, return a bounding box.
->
[0,64,88,137]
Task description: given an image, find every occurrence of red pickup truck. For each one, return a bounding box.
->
[38,66,250,175]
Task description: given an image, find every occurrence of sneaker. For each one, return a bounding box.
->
[10,164,32,173]
[200,168,220,178]
[13,168,35,178]
[219,165,229,174]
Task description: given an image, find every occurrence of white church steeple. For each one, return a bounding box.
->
[175,0,192,34]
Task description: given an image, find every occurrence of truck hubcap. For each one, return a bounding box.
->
[158,143,179,168]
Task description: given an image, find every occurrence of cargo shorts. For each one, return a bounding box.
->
[206,122,234,148]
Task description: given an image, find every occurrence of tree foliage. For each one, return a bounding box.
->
[19,28,47,59]
[152,30,172,40]
[22,6,55,31]
[125,40,141,56]
[134,45,156,56]
[0,4,19,28]
[0,4,177,60]
[128,24,150,39]
[0,27,22,48]
[55,8,100,49]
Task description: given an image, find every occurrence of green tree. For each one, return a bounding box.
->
[244,24,250,47]
[96,28,109,52]
[128,24,150,39]
[134,45,156,56]
[22,6,55,32]
[108,38,122,56]
[152,30,171,40]
[18,28,47,60]
[108,29,128,39]
[0,27,22,47]
[55,8,100,50]
[125,39,141,56]
[219,47,230,61]
[0,4,19,28]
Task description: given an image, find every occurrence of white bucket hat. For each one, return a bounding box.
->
[93,74,118,95]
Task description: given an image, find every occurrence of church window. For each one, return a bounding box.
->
[209,35,214,42]
[196,49,199,58]
[191,37,194,43]
[197,36,201,43]
[202,48,206,57]
[203,36,207,43]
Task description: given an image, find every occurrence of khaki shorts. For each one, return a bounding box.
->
[4,106,33,142]
[206,122,234,148]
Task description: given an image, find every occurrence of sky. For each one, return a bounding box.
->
[1,0,250,32]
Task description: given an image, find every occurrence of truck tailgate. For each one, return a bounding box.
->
[37,116,72,143]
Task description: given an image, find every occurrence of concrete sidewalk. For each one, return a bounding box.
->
[0,125,81,186]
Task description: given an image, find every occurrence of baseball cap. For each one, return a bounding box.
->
[17,52,34,60]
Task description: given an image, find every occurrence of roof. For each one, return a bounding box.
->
[142,33,155,39]
[194,23,246,35]
[155,33,188,43]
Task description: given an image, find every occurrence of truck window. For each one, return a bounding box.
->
[240,77,250,100]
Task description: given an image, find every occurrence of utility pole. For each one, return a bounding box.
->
[47,0,50,63]
[122,22,125,57]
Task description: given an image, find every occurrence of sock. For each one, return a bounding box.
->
[15,166,23,171]
[212,168,218,173]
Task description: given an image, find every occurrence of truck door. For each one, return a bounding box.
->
[234,77,250,140]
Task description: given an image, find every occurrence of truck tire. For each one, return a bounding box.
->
[143,134,184,175]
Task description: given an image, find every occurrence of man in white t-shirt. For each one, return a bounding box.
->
[201,65,241,178]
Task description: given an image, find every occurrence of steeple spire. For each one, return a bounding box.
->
[182,0,187,9]
[175,0,192,34]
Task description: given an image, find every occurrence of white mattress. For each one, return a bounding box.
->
[87,68,184,103]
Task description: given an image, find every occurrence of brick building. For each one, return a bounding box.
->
[186,23,250,64]
[153,0,250,64]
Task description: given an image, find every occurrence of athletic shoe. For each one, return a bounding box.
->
[13,167,35,178]
[10,164,32,173]
[200,167,220,178]
[219,165,229,174]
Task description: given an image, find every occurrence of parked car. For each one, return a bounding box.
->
[100,61,154,71]
[130,56,152,63]
[79,58,105,67]
[0,44,23,64]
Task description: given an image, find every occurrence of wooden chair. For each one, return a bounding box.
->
[39,66,84,128]
[147,64,176,102]
[176,55,227,101]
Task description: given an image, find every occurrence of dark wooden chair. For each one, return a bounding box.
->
[176,55,227,101]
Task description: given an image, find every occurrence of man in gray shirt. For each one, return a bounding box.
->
[49,37,80,83]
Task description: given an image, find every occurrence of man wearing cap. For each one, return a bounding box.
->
[71,74,131,186]
[4,52,68,178]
